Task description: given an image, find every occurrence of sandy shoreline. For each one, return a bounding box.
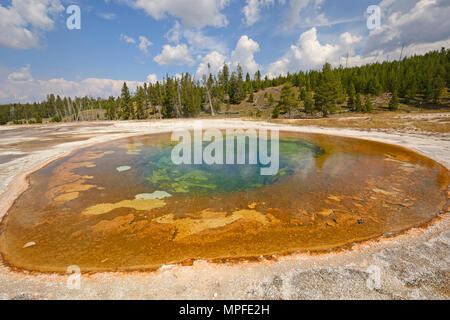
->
[0,119,449,299]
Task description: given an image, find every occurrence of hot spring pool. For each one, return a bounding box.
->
[0,131,448,272]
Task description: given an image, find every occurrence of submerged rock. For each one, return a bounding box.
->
[135,191,172,200]
[23,241,36,248]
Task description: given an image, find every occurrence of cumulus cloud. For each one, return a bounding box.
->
[154,44,195,66]
[0,66,145,104]
[0,0,64,49]
[267,27,359,77]
[340,32,362,47]
[363,0,450,56]
[195,51,228,79]
[183,29,227,54]
[231,35,261,75]
[146,73,158,84]
[129,0,229,28]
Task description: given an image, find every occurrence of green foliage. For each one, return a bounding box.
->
[432,76,445,105]
[120,82,131,120]
[50,115,62,123]
[278,82,298,116]
[314,63,342,117]
[304,91,314,114]
[268,93,275,106]
[355,93,363,112]
[1,49,448,123]
[248,91,254,103]
[364,94,373,112]
[300,87,307,101]
[347,83,356,111]
[389,90,399,111]
[272,106,280,119]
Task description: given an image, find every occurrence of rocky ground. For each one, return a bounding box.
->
[0,118,448,300]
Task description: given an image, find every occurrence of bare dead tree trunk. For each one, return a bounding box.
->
[202,75,215,116]
[78,101,85,122]
[176,84,183,118]
[99,102,104,121]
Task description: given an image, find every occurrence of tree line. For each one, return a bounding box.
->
[1,48,448,125]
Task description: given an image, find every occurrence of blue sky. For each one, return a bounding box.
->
[0,0,449,103]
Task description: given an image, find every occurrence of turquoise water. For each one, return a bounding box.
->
[135,137,324,195]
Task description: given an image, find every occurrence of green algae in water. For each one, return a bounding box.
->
[137,137,324,195]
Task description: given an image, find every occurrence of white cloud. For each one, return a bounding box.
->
[363,0,450,56]
[242,0,275,26]
[231,35,261,75]
[0,66,145,104]
[138,36,152,54]
[0,0,64,49]
[146,73,158,84]
[284,0,326,29]
[266,28,349,77]
[12,0,63,30]
[195,51,228,79]
[154,44,195,66]
[7,65,33,82]
[340,32,362,47]
[165,21,227,56]
[266,21,449,78]
[120,34,152,54]
[120,34,136,44]
[130,0,229,28]
[183,29,227,54]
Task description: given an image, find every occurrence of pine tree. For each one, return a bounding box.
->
[355,93,363,112]
[348,83,356,111]
[272,106,280,119]
[432,76,445,105]
[404,81,417,104]
[278,82,297,117]
[300,87,307,101]
[268,93,274,106]
[389,90,399,111]
[229,73,242,105]
[136,86,145,119]
[314,63,342,117]
[254,70,262,92]
[248,91,254,103]
[120,82,131,119]
[364,94,373,112]
[236,64,246,101]
[304,91,314,114]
